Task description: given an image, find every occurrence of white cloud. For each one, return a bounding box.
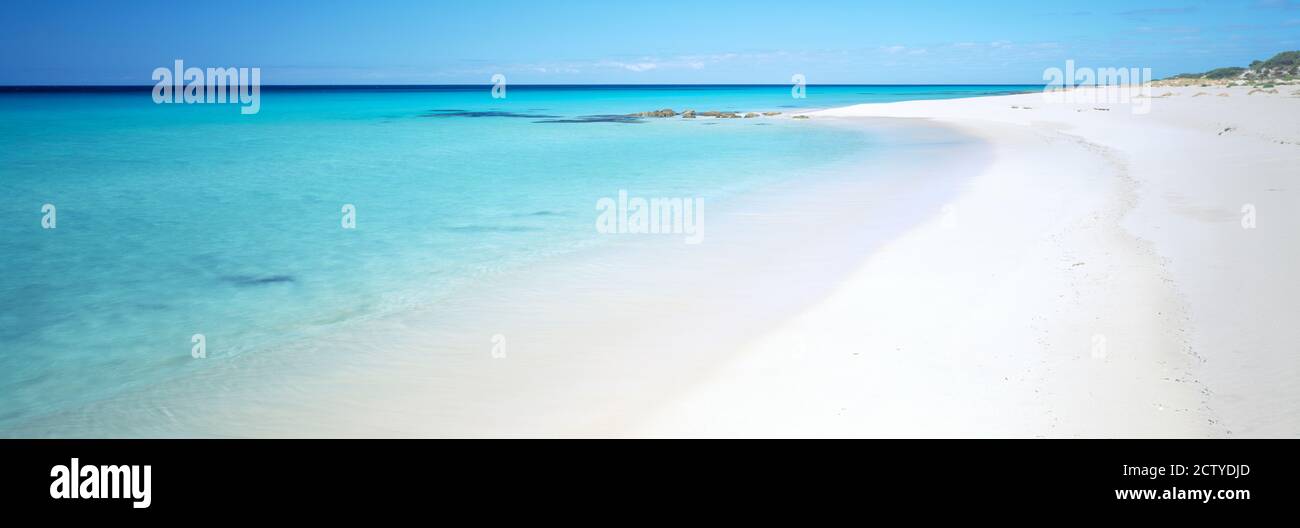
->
[610,61,659,72]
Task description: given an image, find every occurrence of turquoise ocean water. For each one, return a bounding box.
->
[0,85,1033,431]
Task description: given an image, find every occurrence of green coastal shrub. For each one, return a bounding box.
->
[1204,67,1246,79]
[1258,51,1300,70]
[1159,51,1300,82]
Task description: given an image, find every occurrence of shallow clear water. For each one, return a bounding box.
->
[0,85,1033,430]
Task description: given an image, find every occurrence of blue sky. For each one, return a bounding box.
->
[2,0,1298,84]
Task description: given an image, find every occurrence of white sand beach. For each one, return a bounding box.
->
[8,87,1297,439]
[635,86,1300,437]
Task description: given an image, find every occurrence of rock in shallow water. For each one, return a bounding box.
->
[631,108,677,118]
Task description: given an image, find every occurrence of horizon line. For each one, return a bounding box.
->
[0,82,1047,89]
